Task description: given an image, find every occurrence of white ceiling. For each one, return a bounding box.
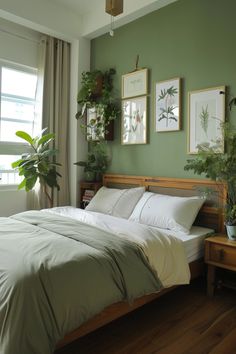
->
[0,0,178,40]
[49,0,104,15]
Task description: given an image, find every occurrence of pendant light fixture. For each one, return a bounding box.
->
[105,0,124,36]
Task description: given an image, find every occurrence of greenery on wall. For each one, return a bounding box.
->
[185,123,236,225]
[76,68,120,141]
[90,0,236,177]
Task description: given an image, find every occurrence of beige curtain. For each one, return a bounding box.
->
[27,37,47,210]
[28,35,71,209]
[42,36,70,207]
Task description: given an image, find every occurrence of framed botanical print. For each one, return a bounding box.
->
[122,69,148,99]
[155,77,181,132]
[121,96,147,145]
[188,86,225,154]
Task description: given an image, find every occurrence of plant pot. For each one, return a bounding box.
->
[92,74,103,97]
[84,171,96,182]
[96,172,103,182]
[225,224,236,241]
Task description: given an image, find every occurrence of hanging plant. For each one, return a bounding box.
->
[76,68,120,141]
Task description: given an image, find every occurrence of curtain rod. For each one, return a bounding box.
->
[0,27,40,44]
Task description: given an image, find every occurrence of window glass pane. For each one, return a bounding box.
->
[0,155,22,185]
[0,64,38,144]
[0,120,33,142]
[0,62,40,185]
[1,97,35,121]
[2,67,37,98]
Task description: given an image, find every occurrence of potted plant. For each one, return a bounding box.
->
[76,68,120,141]
[12,129,61,208]
[74,142,110,182]
[184,123,236,240]
[74,152,97,182]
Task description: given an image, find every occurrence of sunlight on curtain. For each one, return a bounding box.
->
[42,36,70,208]
[27,36,46,209]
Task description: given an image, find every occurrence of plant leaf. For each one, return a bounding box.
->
[18,178,26,190]
[16,131,34,145]
[37,133,55,147]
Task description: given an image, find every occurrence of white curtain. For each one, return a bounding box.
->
[27,35,71,209]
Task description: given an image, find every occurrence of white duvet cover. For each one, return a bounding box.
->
[44,206,191,288]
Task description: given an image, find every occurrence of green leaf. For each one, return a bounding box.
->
[18,178,26,190]
[37,133,55,147]
[12,159,24,168]
[16,131,34,145]
[25,175,38,191]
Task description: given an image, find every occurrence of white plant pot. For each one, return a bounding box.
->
[226,224,236,241]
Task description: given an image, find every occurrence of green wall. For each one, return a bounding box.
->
[91,0,236,178]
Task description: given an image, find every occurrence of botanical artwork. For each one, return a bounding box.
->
[155,78,180,132]
[188,86,225,153]
[121,96,147,145]
[122,69,148,99]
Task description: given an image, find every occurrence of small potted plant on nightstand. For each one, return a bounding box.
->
[74,142,110,182]
[185,123,236,240]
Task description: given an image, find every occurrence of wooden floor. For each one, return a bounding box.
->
[56,279,236,354]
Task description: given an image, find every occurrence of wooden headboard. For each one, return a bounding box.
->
[103,174,227,233]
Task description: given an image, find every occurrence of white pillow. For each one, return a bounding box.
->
[85,186,145,219]
[129,192,205,234]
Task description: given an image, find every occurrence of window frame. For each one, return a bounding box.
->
[0,59,39,189]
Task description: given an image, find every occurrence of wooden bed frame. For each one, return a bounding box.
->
[56,174,226,350]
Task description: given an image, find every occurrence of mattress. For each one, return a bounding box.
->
[44,206,213,264]
[154,226,214,263]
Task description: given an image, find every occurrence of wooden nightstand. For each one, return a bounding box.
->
[79,181,102,209]
[205,235,236,296]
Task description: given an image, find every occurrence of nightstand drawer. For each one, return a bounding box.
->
[209,243,236,267]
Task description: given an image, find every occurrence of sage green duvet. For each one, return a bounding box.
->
[0,211,162,354]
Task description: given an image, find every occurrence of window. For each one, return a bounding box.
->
[0,61,40,186]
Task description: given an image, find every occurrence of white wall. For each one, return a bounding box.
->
[0,0,82,41]
[0,19,40,216]
[0,189,27,216]
[0,17,40,66]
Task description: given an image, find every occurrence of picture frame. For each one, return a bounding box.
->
[121,96,147,145]
[155,77,181,132]
[122,68,148,99]
[188,86,225,154]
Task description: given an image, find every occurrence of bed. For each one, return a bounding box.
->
[0,174,226,354]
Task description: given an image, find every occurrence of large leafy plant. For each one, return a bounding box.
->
[184,124,236,225]
[12,129,61,208]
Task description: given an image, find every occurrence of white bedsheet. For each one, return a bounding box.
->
[43,206,191,288]
[155,226,214,263]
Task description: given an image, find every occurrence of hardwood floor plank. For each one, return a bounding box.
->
[181,307,236,354]
[209,327,236,354]
[55,280,236,354]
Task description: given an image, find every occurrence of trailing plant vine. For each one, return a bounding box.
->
[76,68,120,140]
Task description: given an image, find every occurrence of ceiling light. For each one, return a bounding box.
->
[105,0,124,36]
